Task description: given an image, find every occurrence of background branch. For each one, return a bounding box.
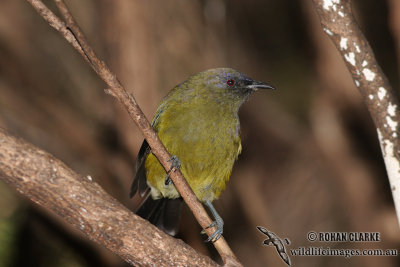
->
[0,128,218,266]
[26,0,240,265]
[312,0,400,225]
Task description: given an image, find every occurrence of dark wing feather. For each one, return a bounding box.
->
[130,139,151,198]
[136,196,183,236]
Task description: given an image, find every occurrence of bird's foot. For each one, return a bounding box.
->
[201,200,224,242]
[168,155,181,172]
[165,155,181,186]
[203,218,224,243]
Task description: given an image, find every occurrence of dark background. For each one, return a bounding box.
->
[0,0,399,266]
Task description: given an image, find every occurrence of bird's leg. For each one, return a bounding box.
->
[165,155,181,186]
[202,200,224,242]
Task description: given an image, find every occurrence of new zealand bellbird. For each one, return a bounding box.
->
[130,68,274,241]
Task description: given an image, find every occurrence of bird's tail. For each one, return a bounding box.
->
[136,196,183,236]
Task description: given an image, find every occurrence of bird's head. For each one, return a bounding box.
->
[187,68,275,105]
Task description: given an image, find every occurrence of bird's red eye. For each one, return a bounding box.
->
[227,79,235,86]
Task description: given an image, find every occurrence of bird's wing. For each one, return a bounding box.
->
[130,139,151,198]
[130,98,167,198]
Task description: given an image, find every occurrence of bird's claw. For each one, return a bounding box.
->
[167,155,181,173]
[206,221,217,229]
[200,221,216,234]
[202,219,224,243]
[165,155,181,186]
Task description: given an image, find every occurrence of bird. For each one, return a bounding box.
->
[130,68,274,242]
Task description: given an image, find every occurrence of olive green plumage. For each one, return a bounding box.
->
[130,68,274,239]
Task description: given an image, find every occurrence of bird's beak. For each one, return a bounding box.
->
[245,80,276,91]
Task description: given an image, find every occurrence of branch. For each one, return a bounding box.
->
[25,0,240,265]
[312,0,400,225]
[0,128,218,266]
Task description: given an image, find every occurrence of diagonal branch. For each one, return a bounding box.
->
[312,0,400,225]
[0,128,218,266]
[24,0,241,265]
